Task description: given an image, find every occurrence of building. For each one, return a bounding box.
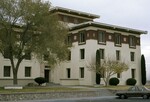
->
[0,7,147,86]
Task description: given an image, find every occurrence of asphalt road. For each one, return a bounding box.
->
[7,96,150,102]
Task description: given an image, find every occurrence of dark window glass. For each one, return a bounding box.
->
[131,69,135,78]
[67,68,71,78]
[80,67,84,78]
[4,66,11,77]
[116,50,120,60]
[25,67,31,77]
[129,36,136,48]
[80,49,85,59]
[130,52,135,61]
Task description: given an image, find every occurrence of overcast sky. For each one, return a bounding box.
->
[49,0,150,80]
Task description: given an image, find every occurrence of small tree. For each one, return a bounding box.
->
[87,59,128,86]
[141,54,147,85]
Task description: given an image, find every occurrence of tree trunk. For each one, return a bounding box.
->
[13,69,18,85]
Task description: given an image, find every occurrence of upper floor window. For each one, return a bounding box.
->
[116,50,120,60]
[130,52,135,61]
[99,49,105,59]
[129,36,136,48]
[98,31,106,44]
[115,34,121,46]
[4,66,11,77]
[79,32,86,44]
[4,48,10,59]
[80,49,85,59]
[68,51,71,61]
[66,35,72,45]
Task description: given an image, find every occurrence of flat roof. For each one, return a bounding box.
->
[70,21,148,34]
[50,6,100,19]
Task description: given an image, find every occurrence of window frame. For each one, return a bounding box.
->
[80,49,85,60]
[4,66,11,77]
[129,36,136,48]
[116,50,120,61]
[99,49,104,59]
[25,67,31,77]
[66,68,71,78]
[130,52,135,61]
[115,33,122,46]
[98,31,106,44]
[80,67,84,78]
[79,31,86,44]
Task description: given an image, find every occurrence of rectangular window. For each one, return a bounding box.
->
[68,51,71,61]
[80,67,84,78]
[117,73,121,78]
[131,69,136,78]
[67,68,71,78]
[80,49,85,59]
[66,35,72,45]
[116,50,120,60]
[129,36,136,48]
[25,67,31,77]
[4,66,11,77]
[79,32,86,44]
[115,34,121,46]
[130,52,135,61]
[98,31,106,44]
[99,49,104,59]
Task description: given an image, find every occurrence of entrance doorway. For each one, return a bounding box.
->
[44,70,50,82]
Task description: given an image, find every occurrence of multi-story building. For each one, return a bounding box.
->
[0,7,147,86]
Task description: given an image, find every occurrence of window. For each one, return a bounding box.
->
[25,67,31,77]
[4,66,11,77]
[24,52,31,60]
[79,32,86,44]
[130,52,135,61]
[67,68,71,78]
[80,67,84,78]
[66,35,72,45]
[117,73,121,78]
[80,49,85,59]
[98,31,106,44]
[129,36,136,48]
[68,51,71,61]
[116,50,120,60]
[99,49,104,59]
[115,34,121,46]
[131,69,136,78]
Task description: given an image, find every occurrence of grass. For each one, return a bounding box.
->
[0,85,149,94]
[0,87,81,94]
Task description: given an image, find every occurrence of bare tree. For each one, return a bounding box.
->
[87,59,129,86]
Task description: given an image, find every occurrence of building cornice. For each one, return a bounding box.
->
[50,6,100,19]
[69,21,148,35]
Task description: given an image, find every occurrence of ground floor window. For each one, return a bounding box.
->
[67,68,71,78]
[80,67,84,78]
[4,66,11,77]
[25,67,31,77]
[131,69,136,78]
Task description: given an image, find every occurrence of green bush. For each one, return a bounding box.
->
[126,78,137,86]
[34,77,46,86]
[109,77,119,86]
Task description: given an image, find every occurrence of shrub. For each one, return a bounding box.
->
[126,78,137,86]
[109,77,119,86]
[34,77,46,86]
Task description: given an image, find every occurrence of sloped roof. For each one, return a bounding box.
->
[70,21,147,34]
[50,6,100,19]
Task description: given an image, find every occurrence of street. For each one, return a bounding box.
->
[7,96,150,102]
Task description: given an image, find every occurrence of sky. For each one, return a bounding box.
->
[48,0,150,80]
